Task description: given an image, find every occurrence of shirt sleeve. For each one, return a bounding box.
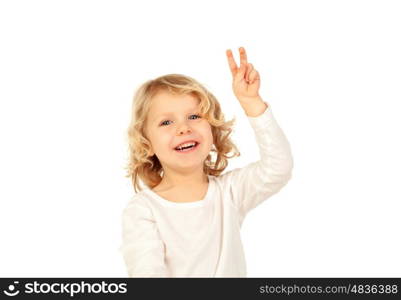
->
[229,102,294,223]
[120,197,169,277]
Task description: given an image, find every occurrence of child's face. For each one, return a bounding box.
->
[145,91,213,172]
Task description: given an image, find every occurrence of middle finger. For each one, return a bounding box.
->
[239,47,248,67]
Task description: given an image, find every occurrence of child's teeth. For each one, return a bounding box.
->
[176,142,196,150]
[176,142,196,151]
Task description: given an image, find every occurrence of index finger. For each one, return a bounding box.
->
[226,49,238,77]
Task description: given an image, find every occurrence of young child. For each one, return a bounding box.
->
[120,47,294,277]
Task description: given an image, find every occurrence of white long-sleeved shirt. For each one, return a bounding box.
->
[119,102,293,277]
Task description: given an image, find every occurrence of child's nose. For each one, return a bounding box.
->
[178,128,191,135]
[177,123,192,135]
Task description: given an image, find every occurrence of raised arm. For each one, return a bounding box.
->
[225,47,294,222]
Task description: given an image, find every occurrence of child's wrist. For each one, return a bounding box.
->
[239,96,268,117]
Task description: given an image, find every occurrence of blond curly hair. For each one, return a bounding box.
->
[124,73,240,192]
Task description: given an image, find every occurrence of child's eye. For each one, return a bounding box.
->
[189,114,201,120]
[159,115,201,126]
[160,120,171,126]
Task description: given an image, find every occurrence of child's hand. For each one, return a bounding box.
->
[226,47,261,104]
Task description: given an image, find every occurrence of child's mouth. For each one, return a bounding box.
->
[174,142,200,154]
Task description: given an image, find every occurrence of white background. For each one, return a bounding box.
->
[1,0,400,277]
